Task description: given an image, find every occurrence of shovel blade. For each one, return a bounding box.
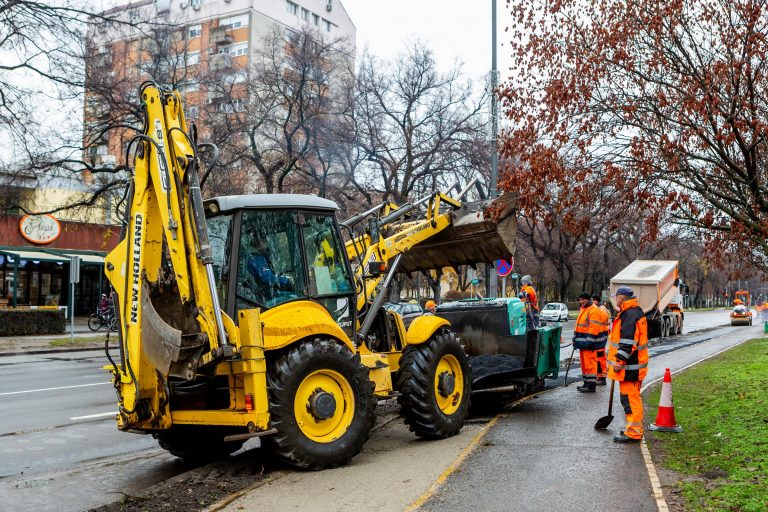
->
[594,414,614,430]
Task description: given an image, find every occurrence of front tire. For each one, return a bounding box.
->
[266,339,376,470]
[395,329,471,439]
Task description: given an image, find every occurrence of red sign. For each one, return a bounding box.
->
[495,257,515,277]
[19,214,61,244]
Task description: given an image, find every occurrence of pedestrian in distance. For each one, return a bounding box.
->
[520,275,540,327]
[423,300,437,315]
[573,292,602,392]
[608,286,649,443]
[592,293,611,385]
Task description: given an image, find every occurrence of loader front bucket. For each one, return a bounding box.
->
[394,193,516,274]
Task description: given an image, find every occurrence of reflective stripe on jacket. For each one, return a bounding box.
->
[607,297,648,382]
[573,303,603,350]
[592,304,610,347]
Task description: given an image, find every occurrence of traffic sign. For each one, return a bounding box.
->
[495,258,514,277]
[510,273,520,280]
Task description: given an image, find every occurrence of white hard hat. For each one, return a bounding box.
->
[521,275,532,285]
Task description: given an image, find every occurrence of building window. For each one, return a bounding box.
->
[186,51,199,66]
[323,19,332,32]
[188,24,202,38]
[313,13,319,25]
[225,42,248,57]
[286,1,298,16]
[187,106,199,119]
[190,0,202,8]
[219,13,249,30]
[301,8,309,21]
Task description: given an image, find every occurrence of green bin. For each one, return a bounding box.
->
[536,324,562,378]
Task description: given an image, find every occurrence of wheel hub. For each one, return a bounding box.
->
[308,389,337,420]
[437,371,456,397]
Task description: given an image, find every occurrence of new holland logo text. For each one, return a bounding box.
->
[130,213,143,324]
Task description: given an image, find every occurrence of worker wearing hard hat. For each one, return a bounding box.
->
[423,300,437,315]
[592,293,611,385]
[573,292,602,393]
[520,275,539,327]
[608,286,649,443]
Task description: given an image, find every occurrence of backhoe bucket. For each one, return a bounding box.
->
[394,193,516,274]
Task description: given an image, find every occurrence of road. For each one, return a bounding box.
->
[0,309,739,511]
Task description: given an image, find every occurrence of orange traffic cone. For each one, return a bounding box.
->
[649,368,683,433]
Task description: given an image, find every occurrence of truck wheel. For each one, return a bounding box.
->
[395,329,471,439]
[266,339,376,470]
[155,426,245,462]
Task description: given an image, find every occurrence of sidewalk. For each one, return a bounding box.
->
[0,317,110,355]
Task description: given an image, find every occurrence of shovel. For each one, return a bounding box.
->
[594,379,615,430]
[563,346,576,386]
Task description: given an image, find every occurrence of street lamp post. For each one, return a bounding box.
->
[487,0,499,298]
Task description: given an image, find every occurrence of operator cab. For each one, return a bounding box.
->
[204,194,356,334]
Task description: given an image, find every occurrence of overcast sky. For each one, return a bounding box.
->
[342,0,513,84]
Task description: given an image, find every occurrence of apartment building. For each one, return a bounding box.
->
[85,0,356,171]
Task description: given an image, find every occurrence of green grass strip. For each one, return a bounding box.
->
[645,338,768,512]
[49,336,107,347]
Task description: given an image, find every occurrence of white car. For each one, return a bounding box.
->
[541,302,569,322]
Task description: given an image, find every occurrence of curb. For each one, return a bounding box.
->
[0,345,110,357]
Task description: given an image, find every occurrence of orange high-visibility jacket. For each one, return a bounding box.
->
[593,304,611,347]
[521,284,538,311]
[573,303,603,350]
[607,297,648,382]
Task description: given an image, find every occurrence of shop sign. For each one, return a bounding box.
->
[19,214,62,244]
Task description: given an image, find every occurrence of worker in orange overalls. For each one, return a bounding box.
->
[573,292,602,393]
[520,275,539,327]
[592,293,611,385]
[608,286,649,443]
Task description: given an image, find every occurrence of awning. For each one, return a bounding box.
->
[0,249,69,264]
[57,252,105,265]
[0,248,105,265]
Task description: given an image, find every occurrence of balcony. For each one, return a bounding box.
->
[209,26,234,46]
[209,53,232,72]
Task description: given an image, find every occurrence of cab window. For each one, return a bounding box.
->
[236,210,306,309]
[301,214,352,296]
[206,213,233,309]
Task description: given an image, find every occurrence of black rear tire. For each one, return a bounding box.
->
[154,426,245,462]
[265,339,376,470]
[395,329,471,439]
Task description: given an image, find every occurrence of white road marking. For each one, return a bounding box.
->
[69,412,116,421]
[0,382,108,397]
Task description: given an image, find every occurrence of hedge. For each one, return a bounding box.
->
[0,309,66,336]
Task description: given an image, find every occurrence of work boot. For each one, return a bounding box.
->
[596,378,607,386]
[576,382,596,393]
[613,432,641,443]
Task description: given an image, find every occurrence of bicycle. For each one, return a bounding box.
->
[88,308,118,332]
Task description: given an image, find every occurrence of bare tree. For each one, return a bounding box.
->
[353,43,490,203]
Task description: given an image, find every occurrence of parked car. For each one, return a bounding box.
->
[541,302,569,322]
[384,301,424,327]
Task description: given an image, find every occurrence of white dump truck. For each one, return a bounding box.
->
[610,260,685,339]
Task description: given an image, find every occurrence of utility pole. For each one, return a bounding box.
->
[487,0,500,298]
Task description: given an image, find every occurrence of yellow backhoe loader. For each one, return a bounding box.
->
[104,83,515,469]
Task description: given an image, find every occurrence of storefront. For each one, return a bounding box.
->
[0,213,120,317]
